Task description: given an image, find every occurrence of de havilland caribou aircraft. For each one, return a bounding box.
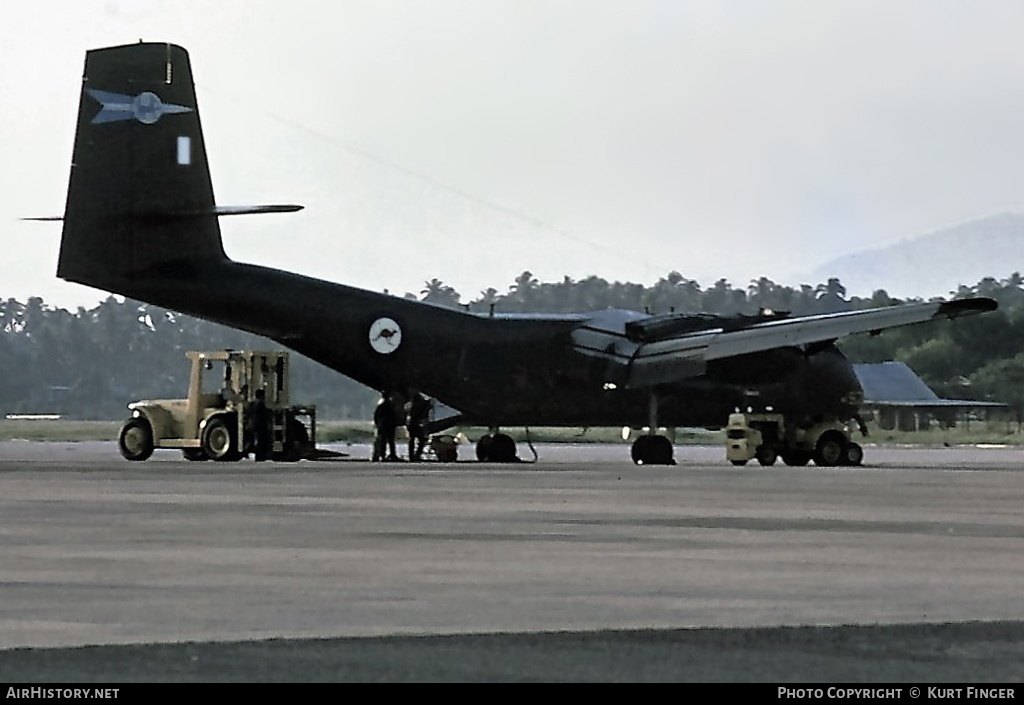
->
[50,42,997,465]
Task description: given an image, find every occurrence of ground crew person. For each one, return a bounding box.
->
[250,388,271,461]
[406,391,432,461]
[372,392,400,461]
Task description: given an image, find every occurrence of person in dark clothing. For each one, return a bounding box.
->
[372,393,400,461]
[250,388,271,461]
[406,391,432,461]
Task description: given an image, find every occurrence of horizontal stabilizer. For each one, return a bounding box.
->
[213,205,304,216]
[137,204,304,218]
[28,205,302,224]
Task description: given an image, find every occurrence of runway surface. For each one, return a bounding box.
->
[1,441,1023,681]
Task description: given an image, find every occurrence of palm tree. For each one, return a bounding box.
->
[814,277,849,313]
[509,271,539,309]
[420,278,461,308]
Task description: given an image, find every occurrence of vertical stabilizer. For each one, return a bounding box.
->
[58,42,226,287]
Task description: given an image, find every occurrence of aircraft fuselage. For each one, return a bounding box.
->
[81,258,862,430]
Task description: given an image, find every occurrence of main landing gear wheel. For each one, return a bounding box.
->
[476,433,518,463]
[119,418,154,461]
[203,416,241,462]
[630,435,675,465]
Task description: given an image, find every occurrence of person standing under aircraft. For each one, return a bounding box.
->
[372,392,400,461]
[407,391,433,461]
[249,388,271,461]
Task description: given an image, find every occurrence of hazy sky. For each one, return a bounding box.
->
[4,0,1024,309]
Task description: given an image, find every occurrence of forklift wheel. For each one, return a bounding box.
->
[203,416,240,461]
[119,418,154,461]
[813,432,846,467]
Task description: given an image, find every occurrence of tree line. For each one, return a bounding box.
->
[0,296,377,420]
[3,271,1024,419]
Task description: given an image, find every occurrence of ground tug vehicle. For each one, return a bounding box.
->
[724,411,863,467]
[118,350,316,462]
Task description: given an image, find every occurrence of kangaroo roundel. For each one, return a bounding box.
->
[369,317,402,354]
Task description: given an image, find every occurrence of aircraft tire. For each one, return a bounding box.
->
[494,433,517,462]
[203,416,240,462]
[631,435,674,465]
[490,433,517,463]
[647,435,675,465]
[630,436,648,464]
[476,433,517,463]
[119,418,154,461]
[813,432,846,467]
[475,435,494,461]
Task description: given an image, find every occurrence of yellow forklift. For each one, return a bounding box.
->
[118,350,317,462]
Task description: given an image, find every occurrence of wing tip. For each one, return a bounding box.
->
[939,297,998,318]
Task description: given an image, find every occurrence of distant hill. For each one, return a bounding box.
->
[803,212,1024,299]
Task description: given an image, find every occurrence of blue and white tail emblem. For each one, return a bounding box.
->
[86,89,192,125]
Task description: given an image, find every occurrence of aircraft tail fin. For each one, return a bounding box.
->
[58,42,227,287]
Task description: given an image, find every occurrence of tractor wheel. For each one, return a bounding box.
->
[119,418,154,461]
[843,442,864,466]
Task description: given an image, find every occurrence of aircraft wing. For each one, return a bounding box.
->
[572,298,997,389]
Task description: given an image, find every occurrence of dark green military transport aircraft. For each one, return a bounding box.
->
[52,43,996,465]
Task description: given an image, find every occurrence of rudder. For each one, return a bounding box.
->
[58,42,226,289]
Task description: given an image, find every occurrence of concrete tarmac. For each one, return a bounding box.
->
[2,441,1023,681]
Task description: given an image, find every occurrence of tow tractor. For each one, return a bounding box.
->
[118,350,320,462]
[724,411,863,467]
